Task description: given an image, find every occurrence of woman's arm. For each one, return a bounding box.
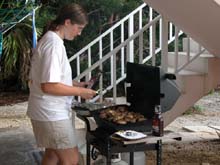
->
[72,80,90,87]
[41,82,96,99]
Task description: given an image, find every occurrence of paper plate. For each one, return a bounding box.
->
[115,130,147,140]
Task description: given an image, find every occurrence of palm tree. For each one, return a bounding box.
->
[0,0,39,90]
[2,20,36,90]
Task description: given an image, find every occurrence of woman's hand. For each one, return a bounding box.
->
[79,88,96,99]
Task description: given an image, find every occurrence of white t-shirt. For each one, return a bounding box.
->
[27,31,73,121]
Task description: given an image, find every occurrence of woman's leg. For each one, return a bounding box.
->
[54,146,79,165]
[42,148,59,165]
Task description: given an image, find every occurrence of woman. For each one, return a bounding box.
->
[27,3,96,165]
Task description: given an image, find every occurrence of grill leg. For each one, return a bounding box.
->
[86,142,90,165]
[130,152,134,165]
[106,155,111,165]
[106,139,111,165]
[156,139,162,165]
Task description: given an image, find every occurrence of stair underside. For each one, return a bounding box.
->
[144,0,220,56]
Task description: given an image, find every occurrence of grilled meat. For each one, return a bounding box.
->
[99,106,146,124]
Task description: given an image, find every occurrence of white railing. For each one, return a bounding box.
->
[69,3,206,103]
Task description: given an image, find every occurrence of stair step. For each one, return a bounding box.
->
[168,51,212,73]
[167,67,205,76]
[182,38,211,54]
[178,70,204,76]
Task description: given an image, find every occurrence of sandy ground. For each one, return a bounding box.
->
[147,92,220,165]
[0,92,220,164]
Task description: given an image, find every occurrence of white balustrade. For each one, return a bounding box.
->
[69,3,206,103]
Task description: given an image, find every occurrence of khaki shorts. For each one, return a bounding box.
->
[31,118,77,149]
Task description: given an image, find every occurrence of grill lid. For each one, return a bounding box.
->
[126,62,181,116]
[126,62,161,119]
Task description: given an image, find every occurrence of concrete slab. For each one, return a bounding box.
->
[208,125,220,131]
[178,132,219,142]
[182,126,217,134]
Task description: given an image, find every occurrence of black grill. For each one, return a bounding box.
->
[75,62,180,132]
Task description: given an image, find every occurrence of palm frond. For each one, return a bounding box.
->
[2,20,34,83]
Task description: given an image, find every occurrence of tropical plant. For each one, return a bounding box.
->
[0,0,39,90]
[0,0,142,91]
[2,20,41,89]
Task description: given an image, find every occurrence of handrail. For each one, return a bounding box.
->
[68,3,147,62]
[74,15,161,81]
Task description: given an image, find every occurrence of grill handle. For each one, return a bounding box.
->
[164,73,176,80]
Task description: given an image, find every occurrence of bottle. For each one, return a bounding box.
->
[152,105,164,137]
[87,71,102,89]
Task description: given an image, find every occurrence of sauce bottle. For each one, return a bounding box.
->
[152,105,164,136]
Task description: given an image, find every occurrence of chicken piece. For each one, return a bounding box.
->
[115,119,127,125]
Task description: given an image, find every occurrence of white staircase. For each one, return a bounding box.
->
[69,3,220,127]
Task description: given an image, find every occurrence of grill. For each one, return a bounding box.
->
[90,62,161,132]
[74,62,180,164]
[75,62,180,133]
